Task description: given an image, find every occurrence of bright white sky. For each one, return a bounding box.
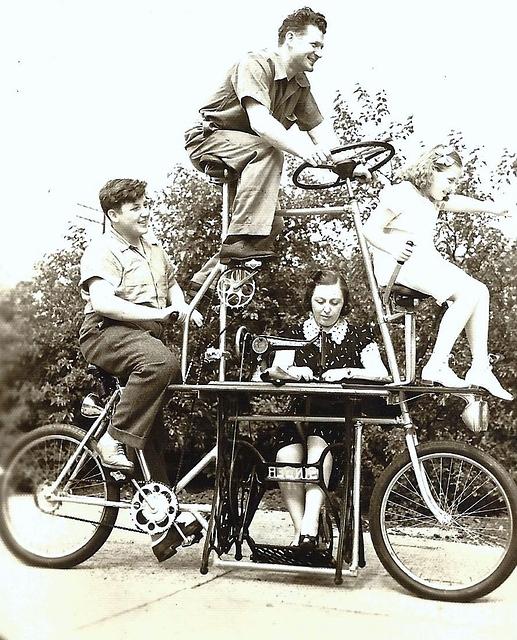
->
[1,0,516,286]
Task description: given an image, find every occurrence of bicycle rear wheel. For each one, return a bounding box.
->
[369,441,517,601]
[0,424,119,568]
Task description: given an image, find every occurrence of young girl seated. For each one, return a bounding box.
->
[363,144,512,400]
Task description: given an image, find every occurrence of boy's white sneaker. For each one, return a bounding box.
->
[421,361,469,388]
[97,432,134,472]
[465,365,513,401]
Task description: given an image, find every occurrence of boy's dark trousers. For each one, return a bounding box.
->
[79,313,180,483]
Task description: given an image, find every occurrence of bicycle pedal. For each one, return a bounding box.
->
[221,257,265,267]
[107,469,132,484]
[241,258,262,269]
[182,531,204,547]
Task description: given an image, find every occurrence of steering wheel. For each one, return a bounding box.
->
[292,141,395,190]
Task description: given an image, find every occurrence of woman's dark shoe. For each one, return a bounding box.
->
[298,534,319,550]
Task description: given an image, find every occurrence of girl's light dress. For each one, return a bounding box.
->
[371,181,473,304]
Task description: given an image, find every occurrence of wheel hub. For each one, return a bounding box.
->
[34,481,61,514]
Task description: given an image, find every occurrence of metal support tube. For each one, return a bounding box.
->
[182,263,225,381]
[350,421,363,570]
[346,179,402,385]
[404,430,451,524]
[404,312,416,384]
[175,446,217,492]
[48,391,121,493]
[276,206,352,217]
[213,558,357,577]
[345,179,415,427]
[230,414,402,425]
[135,449,151,482]
[218,179,231,381]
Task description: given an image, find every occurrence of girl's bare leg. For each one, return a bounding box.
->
[463,281,512,399]
[463,280,490,363]
[422,279,481,387]
[429,283,481,363]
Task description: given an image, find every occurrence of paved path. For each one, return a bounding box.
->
[1,509,516,640]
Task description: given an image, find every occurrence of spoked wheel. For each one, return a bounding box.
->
[293,141,395,190]
[0,424,119,568]
[369,441,517,601]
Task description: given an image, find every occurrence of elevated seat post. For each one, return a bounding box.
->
[404,312,417,383]
[181,158,238,382]
[218,169,235,381]
[346,180,403,385]
[346,179,415,427]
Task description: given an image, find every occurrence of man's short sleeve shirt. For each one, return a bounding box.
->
[197,50,323,134]
[79,229,177,314]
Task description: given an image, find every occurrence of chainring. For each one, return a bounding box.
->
[130,481,179,535]
[217,267,256,308]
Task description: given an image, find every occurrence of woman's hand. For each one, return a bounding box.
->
[287,366,315,381]
[321,368,351,382]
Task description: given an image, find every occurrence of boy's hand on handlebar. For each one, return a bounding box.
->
[164,302,203,327]
[190,309,204,327]
[159,306,182,322]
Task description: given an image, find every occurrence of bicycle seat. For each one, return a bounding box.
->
[380,284,431,311]
[390,284,430,300]
[199,154,239,183]
[87,364,123,385]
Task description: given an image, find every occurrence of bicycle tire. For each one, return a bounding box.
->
[369,440,517,601]
[0,424,120,568]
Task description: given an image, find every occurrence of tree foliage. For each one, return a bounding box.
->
[1,84,516,482]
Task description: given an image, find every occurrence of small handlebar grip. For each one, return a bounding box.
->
[396,240,415,264]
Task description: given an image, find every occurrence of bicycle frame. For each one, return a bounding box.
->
[44,384,215,528]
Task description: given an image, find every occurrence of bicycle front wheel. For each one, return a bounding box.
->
[369,441,517,601]
[0,424,120,568]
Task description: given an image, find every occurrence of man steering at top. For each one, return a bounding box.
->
[184,6,368,294]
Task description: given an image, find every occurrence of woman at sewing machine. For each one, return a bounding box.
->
[268,268,389,549]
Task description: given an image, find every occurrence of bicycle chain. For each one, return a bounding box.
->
[45,510,149,535]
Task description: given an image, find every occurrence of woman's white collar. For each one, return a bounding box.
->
[303,315,348,344]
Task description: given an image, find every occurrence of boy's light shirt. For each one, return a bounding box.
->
[79,228,176,314]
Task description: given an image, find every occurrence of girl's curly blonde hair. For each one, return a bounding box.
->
[399,145,462,194]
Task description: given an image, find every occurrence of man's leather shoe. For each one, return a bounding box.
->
[96,433,134,473]
[219,238,276,262]
[151,519,204,563]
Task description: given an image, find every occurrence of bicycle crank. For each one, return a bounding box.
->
[130,481,179,535]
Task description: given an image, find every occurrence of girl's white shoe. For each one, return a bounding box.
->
[421,361,469,388]
[465,365,513,401]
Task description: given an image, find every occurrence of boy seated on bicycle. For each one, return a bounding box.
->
[79,178,203,561]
